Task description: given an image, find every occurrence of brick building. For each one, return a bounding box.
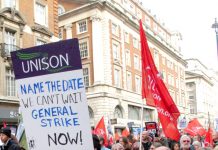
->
[0,0,58,134]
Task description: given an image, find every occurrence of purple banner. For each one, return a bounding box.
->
[11,39,82,79]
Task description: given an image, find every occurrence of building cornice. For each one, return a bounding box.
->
[0,7,26,26]
[185,71,213,86]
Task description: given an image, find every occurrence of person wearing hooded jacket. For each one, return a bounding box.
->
[0,127,21,150]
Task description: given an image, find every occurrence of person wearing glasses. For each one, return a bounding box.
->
[180,135,191,150]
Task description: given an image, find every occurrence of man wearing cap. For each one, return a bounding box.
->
[0,127,21,150]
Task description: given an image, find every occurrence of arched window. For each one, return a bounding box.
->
[114,105,123,118]
[88,106,94,119]
[58,5,65,15]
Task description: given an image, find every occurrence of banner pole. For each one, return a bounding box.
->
[139,98,145,150]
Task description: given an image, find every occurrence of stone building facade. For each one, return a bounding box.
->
[0,0,58,134]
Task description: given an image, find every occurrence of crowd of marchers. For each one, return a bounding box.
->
[1,126,218,150]
[93,130,218,150]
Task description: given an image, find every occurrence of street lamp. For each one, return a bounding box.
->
[212,18,218,57]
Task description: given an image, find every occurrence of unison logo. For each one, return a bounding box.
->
[16,52,71,73]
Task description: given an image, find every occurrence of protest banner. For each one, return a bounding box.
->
[11,39,93,150]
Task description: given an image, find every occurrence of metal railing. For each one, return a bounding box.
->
[0,43,20,57]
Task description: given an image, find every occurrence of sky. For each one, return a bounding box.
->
[142,0,218,69]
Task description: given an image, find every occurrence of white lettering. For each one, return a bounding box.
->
[21,53,69,73]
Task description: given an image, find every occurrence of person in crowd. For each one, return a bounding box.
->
[119,137,131,150]
[111,143,124,150]
[131,141,144,150]
[149,142,163,150]
[155,146,170,150]
[99,136,110,150]
[180,135,191,150]
[93,134,101,150]
[0,127,21,150]
[127,134,136,148]
[170,142,180,150]
[192,141,201,150]
[141,130,152,150]
[213,131,218,148]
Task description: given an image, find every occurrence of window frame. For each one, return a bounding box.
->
[114,67,121,87]
[83,67,90,87]
[77,19,88,34]
[5,68,16,97]
[34,2,48,26]
[126,71,132,90]
[135,75,141,93]
[79,38,89,59]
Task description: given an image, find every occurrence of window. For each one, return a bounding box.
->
[112,23,119,36]
[36,39,46,46]
[135,75,141,93]
[154,50,159,69]
[6,68,15,96]
[58,28,63,39]
[128,105,140,120]
[190,105,195,114]
[4,0,16,8]
[129,2,135,13]
[125,49,131,66]
[58,5,65,15]
[4,30,16,55]
[137,8,142,18]
[153,23,158,32]
[112,42,120,61]
[134,55,139,70]
[145,16,151,26]
[77,20,87,34]
[35,2,47,26]
[143,109,153,121]
[133,37,138,49]
[114,69,121,87]
[124,32,129,43]
[189,95,195,99]
[79,38,89,58]
[83,68,89,87]
[126,71,132,90]
[114,106,123,118]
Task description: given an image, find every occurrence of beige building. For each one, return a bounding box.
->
[0,0,58,133]
[58,0,187,134]
[185,58,218,129]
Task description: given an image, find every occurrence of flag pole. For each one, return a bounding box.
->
[139,98,144,150]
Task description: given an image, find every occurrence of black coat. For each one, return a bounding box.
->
[1,140,21,150]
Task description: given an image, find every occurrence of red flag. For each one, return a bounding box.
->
[140,20,180,141]
[122,127,130,137]
[204,127,213,147]
[184,118,206,136]
[94,116,108,146]
[3,120,6,128]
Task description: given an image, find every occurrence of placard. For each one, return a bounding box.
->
[11,39,93,150]
[145,122,158,136]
